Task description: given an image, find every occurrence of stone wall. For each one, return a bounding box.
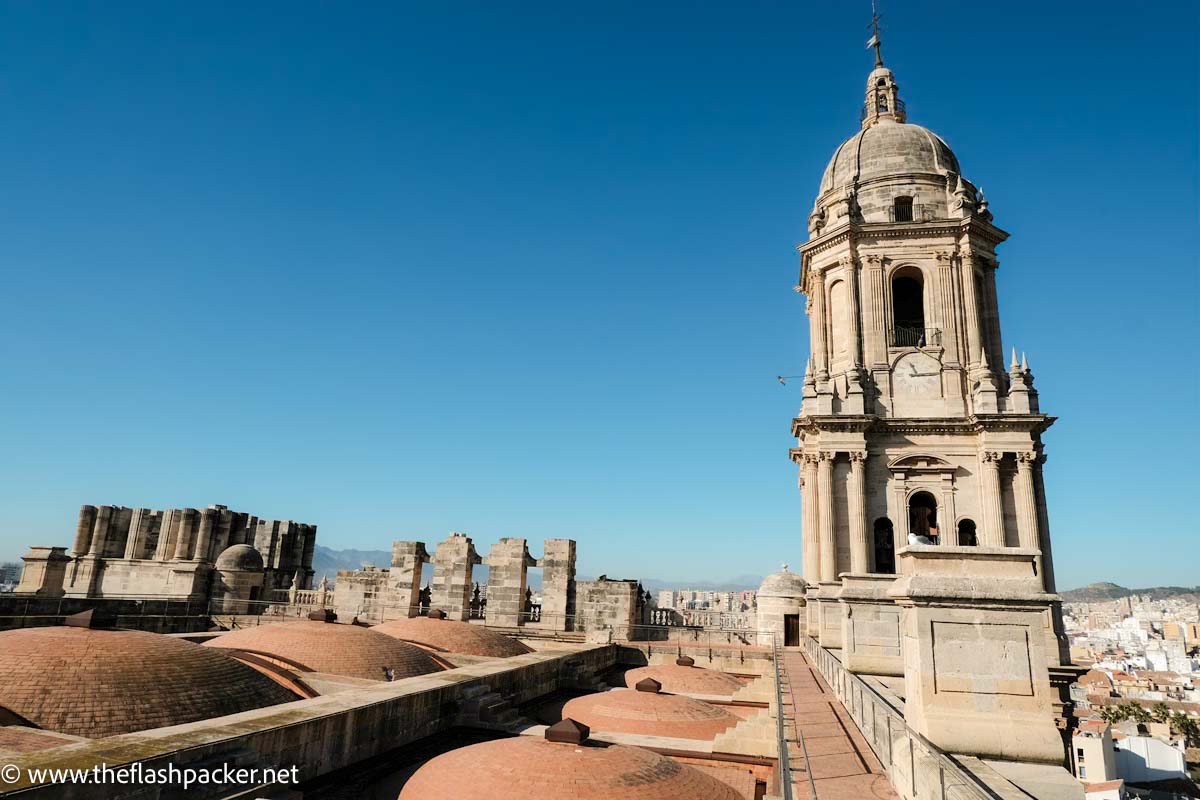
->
[19,504,317,603]
[575,578,640,639]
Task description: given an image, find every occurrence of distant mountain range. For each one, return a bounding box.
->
[311,545,762,593]
[1060,582,1200,603]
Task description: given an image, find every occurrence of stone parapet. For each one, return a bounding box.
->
[837,572,903,676]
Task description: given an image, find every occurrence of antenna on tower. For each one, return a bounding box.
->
[867,0,885,68]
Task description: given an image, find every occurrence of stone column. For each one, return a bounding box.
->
[172,509,199,560]
[863,254,887,367]
[123,508,153,559]
[809,269,829,380]
[936,251,960,366]
[843,257,863,367]
[72,505,97,557]
[154,510,179,561]
[1014,452,1040,552]
[818,452,836,582]
[801,455,821,585]
[88,506,114,557]
[193,508,217,562]
[430,533,480,621]
[982,263,1005,380]
[939,476,957,544]
[386,541,429,618]
[540,538,576,631]
[486,538,534,627]
[848,451,868,574]
[960,248,983,371]
[979,452,1005,547]
[1033,456,1057,593]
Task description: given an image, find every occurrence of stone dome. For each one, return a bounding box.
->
[0,626,298,738]
[204,620,446,681]
[397,735,743,800]
[758,564,806,598]
[215,543,264,572]
[818,119,959,197]
[623,663,744,697]
[371,616,534,658]
[561,688,739,740]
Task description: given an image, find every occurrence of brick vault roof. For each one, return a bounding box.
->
[0,626,299,738]
[624,664,745,696]
[561,688,739,740]
[204,620,446,681]
[397,736,744,799]
[370,616,534,658]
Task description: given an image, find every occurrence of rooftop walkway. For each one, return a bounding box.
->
[778,648,899,800]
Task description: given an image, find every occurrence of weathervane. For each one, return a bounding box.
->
[867,0,884,68]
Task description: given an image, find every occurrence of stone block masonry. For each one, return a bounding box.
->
[15,503,317,603]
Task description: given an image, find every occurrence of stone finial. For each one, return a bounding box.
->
[545,718,589,744]
[781,562,789,572]
[1021,352,1030,373]
[635,677,663,694]
[676,655,696,667]
[1010,348,1020,372]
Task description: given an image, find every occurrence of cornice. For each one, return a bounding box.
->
[791,413,1056,438]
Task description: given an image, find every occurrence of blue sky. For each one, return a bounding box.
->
[0,2,1195,588]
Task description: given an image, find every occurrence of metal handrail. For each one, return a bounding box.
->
[773,634,801,800]
[803,637,1007,800]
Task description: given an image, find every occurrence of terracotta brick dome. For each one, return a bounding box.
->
[561,688,739,740]
[624,663,744,696]
[397,735,743,799]
[371,616,534,658]
[0,626,299,738]
[205,620,446,681]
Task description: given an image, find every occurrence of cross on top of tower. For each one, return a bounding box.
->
[867,0,884,68]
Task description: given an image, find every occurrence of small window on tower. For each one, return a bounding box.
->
[894,196,914,222]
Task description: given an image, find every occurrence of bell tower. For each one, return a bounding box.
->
[790,27,1065,662]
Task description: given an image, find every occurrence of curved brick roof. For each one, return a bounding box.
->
[624,663,744,696]
[371,617,534,658]
[0,626,298,738]
[205,620,445,681]
[398,735,743,800]
[562,688,739,740]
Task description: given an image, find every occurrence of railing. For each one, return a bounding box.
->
[890,326,941,348]
[773,634,801,800]
[804,637,1005,800]
[889,203,936,223]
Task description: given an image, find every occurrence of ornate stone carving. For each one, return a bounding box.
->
[981,450,1004,464]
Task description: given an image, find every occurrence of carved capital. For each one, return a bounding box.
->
[802,453,822,466]
[934,250,953,264]
[847,450,868,463]
[981,450,1004,465]
[1016,451,1037,466]
[838,255,859,270]
[863,253,884,269]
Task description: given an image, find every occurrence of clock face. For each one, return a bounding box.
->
[894,353,941,395]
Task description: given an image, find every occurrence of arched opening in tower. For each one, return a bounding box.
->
[873,518,895,574]
[908,491,938,542]
[957,519,978,547]
[891,272,925,346]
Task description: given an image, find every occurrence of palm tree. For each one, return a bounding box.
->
[1150,702,1171,724]
[1124,702,1151,724]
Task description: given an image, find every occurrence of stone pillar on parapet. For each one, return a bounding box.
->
[485,538,535,627]
[538,539,576,632]
[388,541,431,619]
[429,533,480,621]
[887,545,1064,764]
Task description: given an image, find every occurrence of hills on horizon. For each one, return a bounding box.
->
[1059,581,1200,603]
[311,545,763,593]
